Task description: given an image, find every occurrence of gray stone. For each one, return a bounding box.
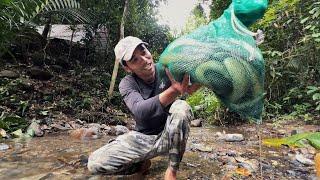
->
[190,119,203,127]
[0,70,19,78]
[0,143,9,151]
[0,128,7,138]
[235,157,259,173]
[27,120,44,137]
[295,154,314,166]
[223,134,244,142]
[115,125,129,135]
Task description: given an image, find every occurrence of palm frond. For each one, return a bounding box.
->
[0,0,93,29]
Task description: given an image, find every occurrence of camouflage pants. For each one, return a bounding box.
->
[87,100,193,174]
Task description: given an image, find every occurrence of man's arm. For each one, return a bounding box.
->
[119,77,168,124]
[159,68,201,107]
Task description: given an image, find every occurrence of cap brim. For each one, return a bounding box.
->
[122,42,148,62]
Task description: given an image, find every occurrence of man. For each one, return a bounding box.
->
[87,36,200,180]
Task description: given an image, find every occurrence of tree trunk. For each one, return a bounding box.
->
[42,16,52,40]
[108,0,129,97]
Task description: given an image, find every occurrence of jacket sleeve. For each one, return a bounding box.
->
[119,77,168,124]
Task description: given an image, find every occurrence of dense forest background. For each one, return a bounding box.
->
[0,0,319,132]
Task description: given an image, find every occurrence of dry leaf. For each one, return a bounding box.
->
[235,167,251,176]
[315,153,320,177]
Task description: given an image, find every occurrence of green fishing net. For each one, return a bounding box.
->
[157,0,268,121]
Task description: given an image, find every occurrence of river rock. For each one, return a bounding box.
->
[70,128,99,140]
[115,125,129,135]
[27,120,44,137]
[222,134,244,142]
[190,119,203,127]
[0,70,19,78]
[0,143,9,151]
[235,157,259,173]
[0,128,7,138]
[28,67,53,80]
[295,154,314,166]
[87,123,101,131]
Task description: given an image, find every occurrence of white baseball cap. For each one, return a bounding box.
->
[114,36,148,66]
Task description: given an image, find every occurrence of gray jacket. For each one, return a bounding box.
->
[119,64,171,135]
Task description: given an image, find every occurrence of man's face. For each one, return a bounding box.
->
[125,44,155,84]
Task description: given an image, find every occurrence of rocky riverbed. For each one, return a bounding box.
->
[0,120,319,180]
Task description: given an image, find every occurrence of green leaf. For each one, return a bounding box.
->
[304,25,312,30]
[312,93,320,100]
[307,86,319,94]
[300,17,309,24]
[312,33,320,38]
[11,129,24,138]
[263,132,320,149]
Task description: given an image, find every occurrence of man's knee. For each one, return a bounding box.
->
[87,152,116,174]
[169,100,193,122]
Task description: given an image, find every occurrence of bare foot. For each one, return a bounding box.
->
[164,167,177,180]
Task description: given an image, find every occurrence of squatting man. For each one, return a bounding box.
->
[87,36,201,180]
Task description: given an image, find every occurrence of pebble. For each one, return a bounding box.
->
[295,154,314,166]
[0,143,9,151]
[190,119,203,127]
[223,134,244,142]
[115,125,129,135]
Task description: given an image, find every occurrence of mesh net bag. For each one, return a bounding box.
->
[157,0,268,121]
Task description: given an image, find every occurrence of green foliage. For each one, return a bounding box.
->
[0,113,28,132]
[182,4,208,34]
[0,0,92,59]
[209,0,231,20]
[187,88,221,123]
[307,86,320,111]
[263,132,320,149]
[257,0,320,120]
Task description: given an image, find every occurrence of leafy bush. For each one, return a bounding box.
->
[187,87,221,124]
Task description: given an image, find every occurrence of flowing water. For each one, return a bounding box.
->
[0,126,317,179]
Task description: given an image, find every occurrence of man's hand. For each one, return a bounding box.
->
[165,68,201,95]
[159,68,202,107]
[164,167,177,180]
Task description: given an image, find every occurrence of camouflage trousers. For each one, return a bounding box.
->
[87,100,193,174]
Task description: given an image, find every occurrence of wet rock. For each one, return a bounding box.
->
[218,156,236,165]
[51,123,71,131]
[192,144,213,152]
[0,143,9,151]
[286,170,296,176]
[39,173,54,180]
[115,125,129,135]
[190,119,203,127]
[68,121,82,129]
[186,162,200,167]
[70,128,99,140]
[222,134,244,142]
[28,67,53,81]
[235,157,259,173]
[87,123,101,131]
[27,120,44,137]
[277,129,286,135]
[226,150,237,157]
[0,128,7,138]
[0,70,19,78]
[225,164,237,171]
[295,154,314,166]
[291,129,303,135]
[101,124,112,134]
